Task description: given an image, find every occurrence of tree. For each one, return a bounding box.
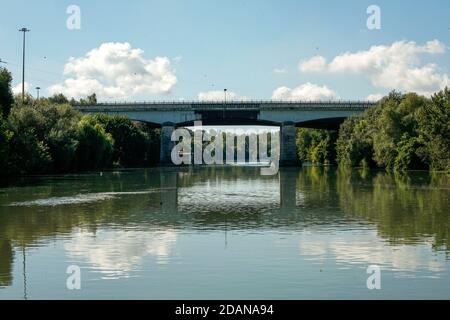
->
[371,93,426,169]
[48,93,69,104]
[336,117,374,167]
[416,88,450,171]
[87,93,97,105]
[94,114,160,166]
[394,134,428,172]
[0,117,12,175]
[296,128,337,165]
[74,116,114,171]
[0,68,14,118]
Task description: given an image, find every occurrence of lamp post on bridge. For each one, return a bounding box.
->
[223,88,227,120]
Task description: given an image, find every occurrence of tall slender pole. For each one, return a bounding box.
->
[19,28,30,102]
[223,88,227,120]
[22,245,28,300]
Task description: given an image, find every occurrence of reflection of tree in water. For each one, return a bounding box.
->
[336,167,450,251]
[0,167,448,288]
[0,240,14,287]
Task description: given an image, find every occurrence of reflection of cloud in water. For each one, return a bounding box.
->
[6,190,163,207]
[178,180,280,213]
[65,229,177,279]
[299,231,446,275]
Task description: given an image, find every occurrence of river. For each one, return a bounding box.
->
[0,167,449,299]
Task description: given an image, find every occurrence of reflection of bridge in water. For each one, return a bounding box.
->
[159,167,298,214]
[75,101,375,166]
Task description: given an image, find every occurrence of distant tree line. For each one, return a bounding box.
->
[0,67,159,176]
[297,90,450,172]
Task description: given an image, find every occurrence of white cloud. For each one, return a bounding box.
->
[48,42,177,100]
[272,82,338,101]
[273,67,287,74]
[299,56,326,72]
[366,93,384,102]
[12,82,31,95]
[198,90,244,101]
[298,40,449,96]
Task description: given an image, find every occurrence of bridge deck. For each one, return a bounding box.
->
[74,101,376,112]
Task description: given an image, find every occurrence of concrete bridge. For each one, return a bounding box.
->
[75,101,375,166]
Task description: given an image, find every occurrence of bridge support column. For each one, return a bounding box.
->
[160,122,175,165]
[280,122,299,166]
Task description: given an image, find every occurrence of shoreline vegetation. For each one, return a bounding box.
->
[297,90,450,173]
[1,67,449,177]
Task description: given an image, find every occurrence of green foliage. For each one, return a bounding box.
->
[0,68,14,118]
[47,93,69,105]
[93,114,159,167]
[6,103,79,174]
[1,99,160,176]
[0,118,12,175]
[336,117,374,167]
[296,128,337,165]
[337,89,450,172]
[46,93,97,106]
[394,135,428,172]
[74,116,114,171]
[416,88,450,171]
[372,93,427,169]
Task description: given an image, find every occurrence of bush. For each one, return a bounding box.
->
[94,114,159,167]
[297,128,337,165]
[74,116,114,171]
[394,135,428,172]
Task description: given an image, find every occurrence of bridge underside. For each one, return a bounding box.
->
[296,117,347,131]
[138,113,347,130]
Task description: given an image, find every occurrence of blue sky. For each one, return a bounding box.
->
[0,0,449,101]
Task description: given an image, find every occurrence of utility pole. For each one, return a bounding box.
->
[35,86,41,100]
[19,27,30,102]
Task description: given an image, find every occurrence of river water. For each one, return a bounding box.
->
[0,167,448,299]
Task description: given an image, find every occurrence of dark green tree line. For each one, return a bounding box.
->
[336,90,450,171]
[0,68,160,176]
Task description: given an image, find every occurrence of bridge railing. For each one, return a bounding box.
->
[74,100,377,110]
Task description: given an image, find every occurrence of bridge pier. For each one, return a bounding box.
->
[160,122,176,165]
[280,122,299,166]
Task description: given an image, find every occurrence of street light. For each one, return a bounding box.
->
[19,27,30,102]
[223,88,228,120]
[35,87,41,100]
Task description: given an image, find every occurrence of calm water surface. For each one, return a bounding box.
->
[0,167,449,299]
